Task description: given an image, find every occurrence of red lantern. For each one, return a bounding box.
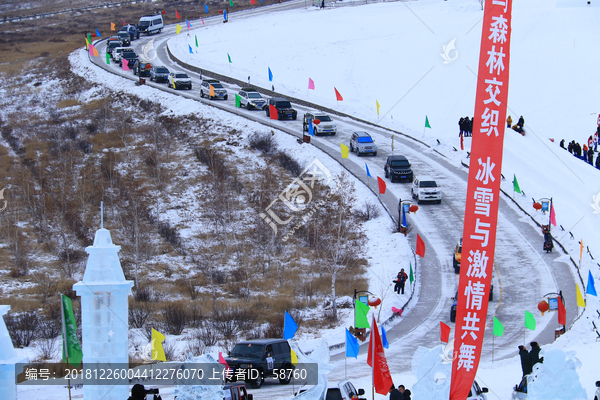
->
[409,205,419,213]
[533,202,542,211]
[368,298,381,307]
[538,300,549,316]
[313,119,321,125]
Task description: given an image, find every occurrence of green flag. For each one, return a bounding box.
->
[227,53,232,63]
[513,174,521,194]
[235,93,241,108]
[425,115,431,129]
[355,298,370,328]
[195,35,198,47]
[106,51,110,65]
[87,33,92,45]
[61,294,83,367]
[524,310,536,330]
[493,316,504,337]
[409,262,414,284]
[229,0,234,6]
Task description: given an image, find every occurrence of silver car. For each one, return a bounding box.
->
[350,131,377,156]
[237,89,266,109]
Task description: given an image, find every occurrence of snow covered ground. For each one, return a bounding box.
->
[14,0,600,398]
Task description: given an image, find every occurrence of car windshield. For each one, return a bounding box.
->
[157,68,169,73]
[390,160,409,167]
[317,116,332,122]
[138,21,150,28]
[175,74,188,78]
[229,343,264,358]
[248,93,262,98]
[326,389,343,400]
[276,101,291,108]
[420,181,437,188]
[212,83,224,88]
[357,137,373,143]
[118,32,128,37]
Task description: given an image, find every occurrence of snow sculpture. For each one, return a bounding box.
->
[73,227,134,400]
[410,345,451,400]
[172,353,227,400]
[527,348,587,400]
[290,339,334,400]
[0,305,29,400]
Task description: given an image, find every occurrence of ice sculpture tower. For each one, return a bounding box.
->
[0,305,29,400]
[74,223,133,400]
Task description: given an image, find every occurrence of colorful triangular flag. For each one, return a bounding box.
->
[340,143,349,159]
[409,262,414,284]
[425,115,432,128]
[235,93,241,108]
[345,328,359,358]
[195,35,198,47]
[176,24,182,34]
[227,53,232,63]
[106,51,110,65]
[283,311,298,339]
[308,77,315,90]
[205,4,209,13]
[268,67,273,82]
[376,100,380,116]
[550,202,557,226]
[110,22,115,31]
[440,321,451,343]
[308,118,314,137]
[176,9,181,18]
[365,163,371,178]
[382,326,389,349]
[587,270,597,296]
[151,328,166,361]
[188,44,193,54]
[493,316,504,337]
[576,284,585,307]
[524,310,536,330]
[230,0,234,6]
[61,294,83,367]
[377,176,386,194]
[95,28,101,37]
[416,234,425,257]
[334,87,343,101]
[291,348,298,365]
[186,19,191,30]
[513,174,521,194]
[355,298,370,328]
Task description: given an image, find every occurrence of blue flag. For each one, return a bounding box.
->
[365,163,371,177]
[309,118,314,136]
[205,4,209,13]
[268,67,273,82]
[188,44,193,54]
[588,270,597,296]
[95,28,101,37]
[283,311,298,340]
[223,9,227,21]
[402,204,407,227]
[345,328,359,358]
[382,326,389,349]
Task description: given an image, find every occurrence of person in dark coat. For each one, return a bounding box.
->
[519,345,533,376]
[129,384,147,400]
[517,116,524,128]
[560,139,565,149]
[588,147,594,165]
[596,152,600,168]
[459,117,464,136]
[529,342,542,366]
[389,385,402,400]
[396,269,408,294]
[398,385,411,400]
[568,141,573,153]
[463,117,471,137]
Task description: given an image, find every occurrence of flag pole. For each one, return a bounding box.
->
[492,334,495,363]
[60,294,73,400]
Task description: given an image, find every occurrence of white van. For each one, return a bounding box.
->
[137,14,163,35]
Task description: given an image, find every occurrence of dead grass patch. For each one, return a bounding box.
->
[57,99,80,108]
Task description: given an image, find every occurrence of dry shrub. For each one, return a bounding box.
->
[162,301,190,335]
[4,311,39,348]
[129,299,154,329]
[57,99,80,109]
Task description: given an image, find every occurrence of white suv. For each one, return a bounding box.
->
[412,176,442,204]
[303,111,337,135]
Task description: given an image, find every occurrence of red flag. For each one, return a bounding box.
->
[334,87,343,101]
[460,131,464,150]
[377,176,386,194]
[123,19,125,26]
[557,296,566,326]
[416,234,425,257]
[269,104,278,120]
[440,322,451,343]
[161,10,166,15]
[218,351,230,370]
[251,0,256,3]
[367,317,393,395]
[176,9,181,18]
[450,0,514,397]
[550,203,556,227]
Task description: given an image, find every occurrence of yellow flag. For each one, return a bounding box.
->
[340,143,349,158]
[176,24,182,34]
[376,100,380,116]
[290,348,298,365]
[580,240,583,260]
[151,328,166,361]
[576,284,585,307]
[209,85,215,97]
[110,22,115,31]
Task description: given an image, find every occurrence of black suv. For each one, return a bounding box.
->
[117,31,131,46]
[133,61,152,77]
[120,49,138,68]
[384,155,413,182]
[264,97,297,120]
[225,339,293,389]
[149,65,170,82]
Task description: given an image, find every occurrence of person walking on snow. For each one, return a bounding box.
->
[506,115,513,128]
[529,342,543,366]
[458,117,464,136]
[583,144,589,162]
[588,146,594,165]
[397,268,408,294]
[519,345,533,377]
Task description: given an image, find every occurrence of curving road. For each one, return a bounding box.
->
[87,1,578,394]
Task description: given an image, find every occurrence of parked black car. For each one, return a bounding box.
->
[384,155,413,182]
[120,50,138,68]
[264,97,297,120]
[133,61,152,77]
[149,66,170,82]
[225,339,293,389]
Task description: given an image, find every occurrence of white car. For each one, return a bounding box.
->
[303,111,337,135]
[167,72,192,90]
[111,47,133,63]
[469,380,489,400]
[237,88,267,109]
[296,379,365,400]
[412,176,442,204]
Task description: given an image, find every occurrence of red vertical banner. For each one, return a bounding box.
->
[449,0,513,399]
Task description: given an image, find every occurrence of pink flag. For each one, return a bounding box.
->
[201,17,205,25]
[550,203,556,226]
[218,351,231,373]
[123,19,126,26]
[122,60,130,71]
[88,44,94,56]
[308,78,315,90]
